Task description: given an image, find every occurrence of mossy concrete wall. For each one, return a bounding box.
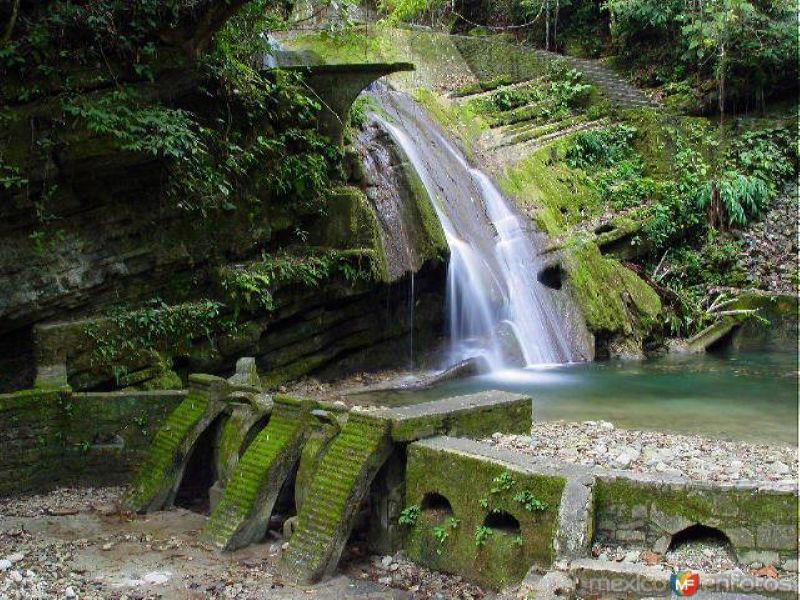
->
[452,36,549,82]
[394,437,797,590]
[403,439,566,590]
[0,386,184,496]
[594,474,799,563]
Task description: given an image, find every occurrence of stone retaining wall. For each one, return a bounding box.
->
[594,474,798,563]
[396,437,799,591]
[0,387,184,496]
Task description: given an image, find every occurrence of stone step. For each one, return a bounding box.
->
[124,390,217,512]
[201,402,311,551]
[279,413,392,584]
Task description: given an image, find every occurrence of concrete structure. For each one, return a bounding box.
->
[267,63,414,144]
[2,358,796,597]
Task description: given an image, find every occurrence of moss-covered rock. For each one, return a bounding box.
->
[560,242,661,358]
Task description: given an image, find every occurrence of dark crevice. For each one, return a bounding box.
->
[421,492,453,524]
[594,223,615,234]
[537,263,564,290]
[668,524,735,554]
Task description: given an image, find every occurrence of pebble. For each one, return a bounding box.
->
[0,559,11,571]
[65,587,76,598]
[6,552,24,563]
[484,421,797,483]
[623,550,639,562]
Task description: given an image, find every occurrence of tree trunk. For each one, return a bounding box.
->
[2,0,20,45]
[545,0,550,50]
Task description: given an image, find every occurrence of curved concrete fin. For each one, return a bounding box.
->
[201,398,312,551]
[279,412,393,584]
[124,375,231,513]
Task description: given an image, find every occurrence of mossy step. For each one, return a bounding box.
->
[279,414,392,584]
[500,116,588,147]
[201,403,311,551]
[124,392,214,512]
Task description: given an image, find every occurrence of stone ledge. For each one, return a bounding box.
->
[372,391,532,441]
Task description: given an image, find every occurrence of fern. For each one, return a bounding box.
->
[695,171,771,228]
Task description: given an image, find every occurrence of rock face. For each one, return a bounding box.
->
[0,98,448,392]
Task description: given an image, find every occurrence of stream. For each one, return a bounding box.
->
[359,350,798,446]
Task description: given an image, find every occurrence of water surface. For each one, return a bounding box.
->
[361,351,798,446]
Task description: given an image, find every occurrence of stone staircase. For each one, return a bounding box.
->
[124,375,229,513]
[280,412,393,583]
[566,56,656,110]
[202,398,311,551]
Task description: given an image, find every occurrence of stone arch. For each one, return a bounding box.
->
[483,510,522,535]
[174,412,229,513]
[421,491,454,524]
[668,523,736,558]
[269,63,414,144]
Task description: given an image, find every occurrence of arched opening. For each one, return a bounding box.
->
[537,264,563,290]
[268,463,298,538]
[668,524,736,561]
[174,414,226,514]
[595,223,615,234]
[483,510,521,535]
[421,492,453,524]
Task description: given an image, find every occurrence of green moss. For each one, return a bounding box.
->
[138,369,182,390]
[403,442,565,590]
[562,241,661,338]
[452,36,549,82]
[280,413,393,582]
[500,140,601,236]
[123,388,218,511]
[202,400,311,549]
[623,108,675,179]
[412,89,488,161]
[394,149,449,263]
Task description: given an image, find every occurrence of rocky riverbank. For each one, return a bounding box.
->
[484,420,798,485]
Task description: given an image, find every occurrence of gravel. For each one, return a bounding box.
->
[0,486,124,518]
[341,549,488,599]
[591,538,797,583]
[484,420,798,484]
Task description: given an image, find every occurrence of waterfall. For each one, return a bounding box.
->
[370,88,587,371]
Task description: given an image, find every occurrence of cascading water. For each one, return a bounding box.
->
[370,87,589,371]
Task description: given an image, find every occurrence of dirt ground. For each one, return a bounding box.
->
[0,487,490,600]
